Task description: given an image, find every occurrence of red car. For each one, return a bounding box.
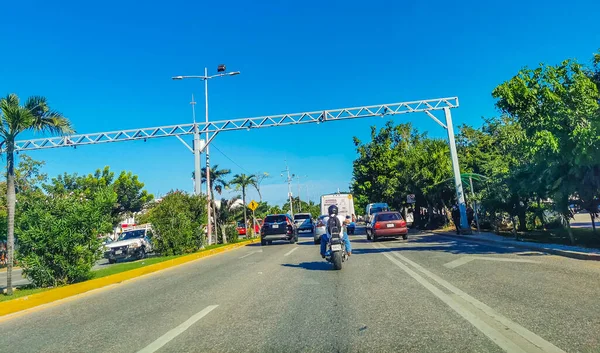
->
[237,221,247,236]
[366,211,408,241]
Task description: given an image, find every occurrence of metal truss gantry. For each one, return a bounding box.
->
[5,96,470,231]
[10,97,459,152]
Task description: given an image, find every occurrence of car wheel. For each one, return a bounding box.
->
[261,239,266,246]
[372,233,377,242]
[108,258,117,264]
[268,241,273,245]
[137,247,146,260]
[402,234,408,240]
[314,238,320,245]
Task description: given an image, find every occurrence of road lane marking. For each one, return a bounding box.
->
[137,305,218,353]
[444,256,540,269]
[375,243,565,353]
[239,250,262,259]
[284,247,299,257]
[379,250,527,353]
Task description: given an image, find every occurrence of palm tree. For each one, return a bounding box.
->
[254,172,269,202]
[230,173,259,233]
[191,164,231,195]
[214,196,243,243]
[0,94,74,295]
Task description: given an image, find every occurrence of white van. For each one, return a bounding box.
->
[365,203,390,222]
[320,193,355,220]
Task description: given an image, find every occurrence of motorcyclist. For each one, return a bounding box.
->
[321,204,352,258]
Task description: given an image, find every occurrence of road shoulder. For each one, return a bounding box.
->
[433,230,600,261]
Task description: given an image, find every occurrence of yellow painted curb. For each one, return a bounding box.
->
[0,239,258,318]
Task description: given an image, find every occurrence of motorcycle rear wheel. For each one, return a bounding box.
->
[332,251,343,270]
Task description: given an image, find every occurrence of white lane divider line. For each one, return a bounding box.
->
[444,256,539,269]
[375,243,565,353]
[137,305,218,353]
[239,250,262,259]
[379,250,527,353]
[284,247,299,257]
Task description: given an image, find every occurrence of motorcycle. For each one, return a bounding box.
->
[325,226,348,270]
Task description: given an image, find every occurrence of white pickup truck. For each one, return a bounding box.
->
[103,228,153,264]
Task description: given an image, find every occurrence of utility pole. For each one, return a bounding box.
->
[297,175,301,212]
[282,162,294,216]
[444,107,470,233]
[191,95,202,196]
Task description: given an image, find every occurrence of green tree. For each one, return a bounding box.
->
[493,59,600,243]
[230,174,259,234]
[145,191,207,255]
[352,121,454,228]
[112,170,154,220]
[17,187,115,287]
[457,117,532,233]
[0,155,48,241]
[0,94,73,295]
[44,166,153,226]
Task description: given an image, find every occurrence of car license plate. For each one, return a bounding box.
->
[272,224,279,229]
[386,223,394,228]
[331,244,342,251]
[115,250,122,255]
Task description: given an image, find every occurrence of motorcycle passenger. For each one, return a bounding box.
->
[320,205,352,258]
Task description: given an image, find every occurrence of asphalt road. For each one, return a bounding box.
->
[1,227,600,352]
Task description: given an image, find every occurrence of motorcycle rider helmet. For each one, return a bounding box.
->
[328,204,339,216]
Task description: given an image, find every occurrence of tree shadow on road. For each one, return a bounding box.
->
[281,261,332,271]
[350,235,550,257]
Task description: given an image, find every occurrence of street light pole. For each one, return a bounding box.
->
[172,66,240,246]
[203,67,213,245]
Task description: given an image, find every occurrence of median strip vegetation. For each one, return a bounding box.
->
[0,239,253,311]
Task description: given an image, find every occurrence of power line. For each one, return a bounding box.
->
[211,144,250,174]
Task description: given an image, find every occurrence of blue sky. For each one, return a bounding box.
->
[1,0,599,205]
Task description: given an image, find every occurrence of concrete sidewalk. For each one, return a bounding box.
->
[434,230,600,261]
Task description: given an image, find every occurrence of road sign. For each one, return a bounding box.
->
[248,200,259,211]
[407,194,416,204]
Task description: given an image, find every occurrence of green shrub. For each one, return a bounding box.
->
[146,191,207,255]
[16,188,116,287]
[225,224,238,243]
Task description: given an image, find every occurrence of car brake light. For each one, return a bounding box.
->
[375,222,381,229]
[399,220,406,227]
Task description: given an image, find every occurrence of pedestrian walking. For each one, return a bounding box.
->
[451,204,461,234]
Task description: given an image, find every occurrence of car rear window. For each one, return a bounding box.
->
[370,207,389,214]
[294,214,311,220]
[264,215,287,223]
[376,213,402,221]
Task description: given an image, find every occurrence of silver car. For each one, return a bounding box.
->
[314,215,329,244]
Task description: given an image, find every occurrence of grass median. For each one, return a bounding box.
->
[1,240,248,303]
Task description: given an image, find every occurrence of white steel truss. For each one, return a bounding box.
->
[9,97,459,152]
